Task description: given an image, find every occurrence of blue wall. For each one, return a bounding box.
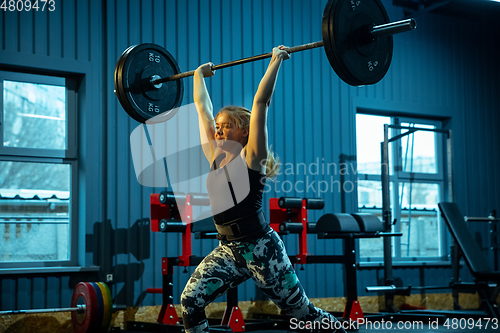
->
[0,0,499,310]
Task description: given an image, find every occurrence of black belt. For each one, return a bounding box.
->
[214,209,268,241]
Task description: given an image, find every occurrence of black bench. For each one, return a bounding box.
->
[438,202,500,318]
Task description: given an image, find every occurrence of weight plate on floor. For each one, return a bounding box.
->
[96,283,109,332]
[97,282,113,331]
[98,282,113,331]
[322,0,393,86]
[90,282,105,332]
[115,43,184,123]
[71,282,99,333]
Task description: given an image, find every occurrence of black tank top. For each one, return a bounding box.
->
[206,153,266,225]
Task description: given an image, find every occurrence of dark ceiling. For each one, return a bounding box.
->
[392,0,500,20]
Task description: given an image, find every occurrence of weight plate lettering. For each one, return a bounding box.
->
[115,43,184,123]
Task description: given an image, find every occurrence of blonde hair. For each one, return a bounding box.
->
[216,106,280,178]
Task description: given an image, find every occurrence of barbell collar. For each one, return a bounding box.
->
[369,18,416,39]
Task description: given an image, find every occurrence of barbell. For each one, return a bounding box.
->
[114,0,417,123]
[0,282,113,333]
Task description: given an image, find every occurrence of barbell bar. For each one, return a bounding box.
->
[151,18,415,86]
[0,305,86,315]
[0,282,113,333]
[114,0,418,123]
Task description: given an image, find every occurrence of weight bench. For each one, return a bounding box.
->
[438,202,500,319]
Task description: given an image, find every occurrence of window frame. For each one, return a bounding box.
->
[0,71,77,159]
[356,113,450,263]
[0,71,78,268]
[394,117,444,182]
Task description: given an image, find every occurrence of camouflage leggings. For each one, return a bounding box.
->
[180,229,344,333]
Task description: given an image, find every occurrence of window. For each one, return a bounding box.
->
[356,114,448,262]
[0,71,77,267]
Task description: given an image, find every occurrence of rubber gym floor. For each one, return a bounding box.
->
[117,315,500,332]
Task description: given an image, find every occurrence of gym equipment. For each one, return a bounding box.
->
[0,282,114,333]
[278,196,325,210]
[270,197,327,264]
[380,124,453,312]
[365,124,493,322]
[464,211,499,271]
[316,213,361,233]
[148,191,247,331]
[146,191,294,332]
[352,213,386,232]
[114,0,417,123]
[438,202,500,319]
[152,193,402,329]
[268,197,401,322]
[147,193,406,329]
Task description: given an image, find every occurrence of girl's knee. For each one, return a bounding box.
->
[181,287,200,311]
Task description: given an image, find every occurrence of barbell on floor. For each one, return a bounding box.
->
[114,0,417,123]
[0,282,113,333]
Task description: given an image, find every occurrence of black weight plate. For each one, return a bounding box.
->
[322,0,393,86]
[322,0,351,84]
[115,45,143,123]
[327,1,356,85]
[114,43,184,123]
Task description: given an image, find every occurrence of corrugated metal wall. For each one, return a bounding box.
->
[0,0,105,310]
[1,0,499,311]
